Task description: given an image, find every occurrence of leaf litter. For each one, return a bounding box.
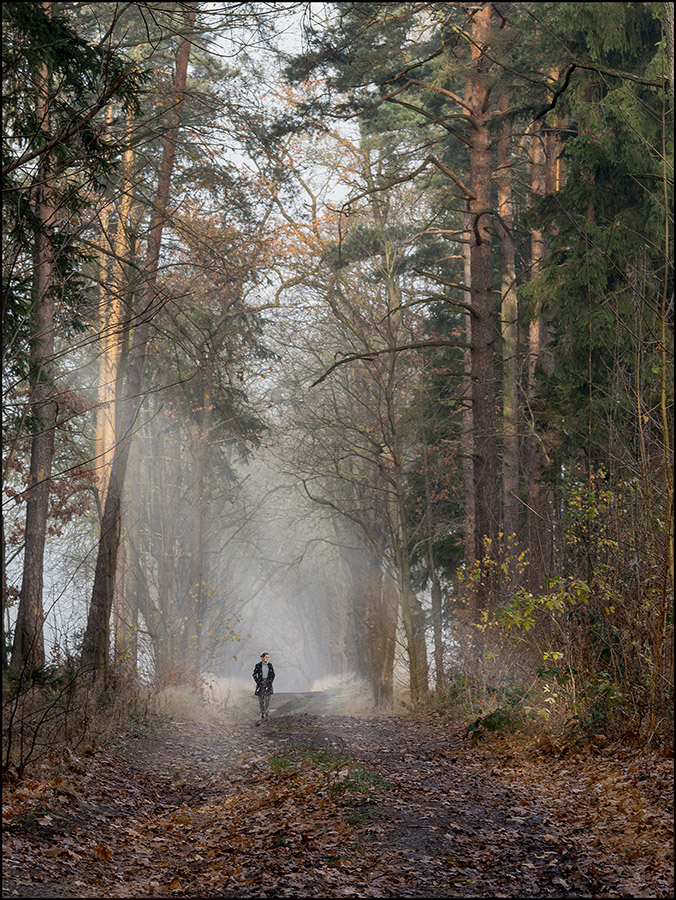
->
[2,713,673,898]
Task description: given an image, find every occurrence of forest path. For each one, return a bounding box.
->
[2,712,673,898]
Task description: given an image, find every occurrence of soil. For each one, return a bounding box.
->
[2,711,673,898]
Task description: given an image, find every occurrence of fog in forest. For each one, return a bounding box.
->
[199,446,349,693]
[8,426,387,713]
[4,1,671,759]
[4,291,404,715]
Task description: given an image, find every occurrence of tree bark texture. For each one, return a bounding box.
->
[467,5,499,609]
[418,386,445,693]
[370,181,428,702]
[663,2,674,114]
[526,116,556,587]
[497,85,519,544]
[113,523,138,679]
[461,212,475,570]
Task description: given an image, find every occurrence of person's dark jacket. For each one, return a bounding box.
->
[253,661,275,696]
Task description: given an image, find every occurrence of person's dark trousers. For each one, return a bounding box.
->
[259,691,270,718]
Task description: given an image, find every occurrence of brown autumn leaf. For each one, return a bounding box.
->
[93,843,112,861]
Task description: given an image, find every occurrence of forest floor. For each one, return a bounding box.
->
[2,709,673,898]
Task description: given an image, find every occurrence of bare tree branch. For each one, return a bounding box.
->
[310,339,471,387]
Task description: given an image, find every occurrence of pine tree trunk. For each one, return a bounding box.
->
[663,3,674,113]
[497,85,519,544]
[81,9,195,682]
[11,9,56,671]
[525,117,546,587]
[467,5,499,610]
[95,107,114,511]
[109,121,136,678]
[95,111,132,513]
[461,212,475,571]
[526,111,559,588]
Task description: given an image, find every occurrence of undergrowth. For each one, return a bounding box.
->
[2,662,165,780]
[440,469,674,752]
[426,657,673,752]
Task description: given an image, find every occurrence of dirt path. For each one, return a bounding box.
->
[2,712,673,898]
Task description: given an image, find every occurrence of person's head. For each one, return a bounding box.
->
[261,652,269,661]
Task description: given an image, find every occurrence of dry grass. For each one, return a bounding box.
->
[154,683,229,724]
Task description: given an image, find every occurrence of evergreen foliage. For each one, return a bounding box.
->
[2,1,141,377]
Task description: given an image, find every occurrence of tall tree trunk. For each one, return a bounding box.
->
[526,99,563,587]
[391,430,429,703]
[375,566,397,708]
[427,538,445,693]
[347,543,376,687]
[467,5,499,610]
[398,574,429,704]
[525,117,548,587]
[389,443,428,703]
[418,380,445,693]
[663,2,674,114]
[95,112,133,512]
[113,521,137,679]
[81,9,195,682]
[110,120,136,679]
[187,400,209,679]
[497,85,519,544]
[12,5,56,670]
[95,106,114,511]
[369,175,428,702]
[461,211,475,571]
[346,531,395,709]
[113,432,139,682]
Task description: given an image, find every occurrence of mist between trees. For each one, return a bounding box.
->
[2,1,673,771]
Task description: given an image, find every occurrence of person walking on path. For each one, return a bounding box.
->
[253,652,275,722]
